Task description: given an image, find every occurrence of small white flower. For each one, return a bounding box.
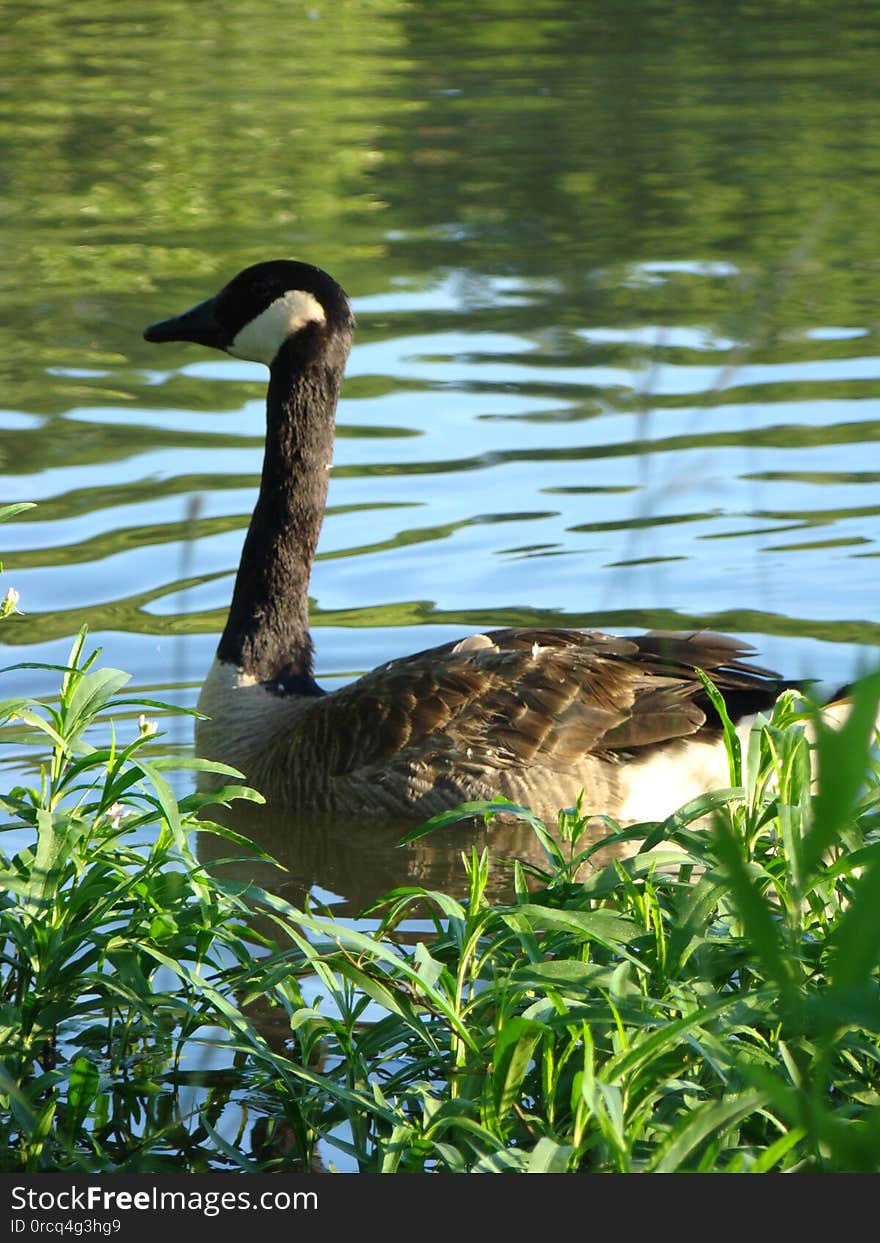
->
[1,587,20,618]
[107,802,127,828]
[138,713,158,737]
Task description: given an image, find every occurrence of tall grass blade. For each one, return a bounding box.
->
[493,1017,544,1120]
[803,672,880,880]
[651,1089,765,1171]
[712,816,799,1014]
[697,669,742,786]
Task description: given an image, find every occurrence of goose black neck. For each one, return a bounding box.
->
[217,333,344,689]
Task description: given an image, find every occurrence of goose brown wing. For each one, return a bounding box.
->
[293,627,782,779]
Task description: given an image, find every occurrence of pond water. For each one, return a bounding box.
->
[3,0,880,909]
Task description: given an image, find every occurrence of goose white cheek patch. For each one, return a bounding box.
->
[228,289,327,364]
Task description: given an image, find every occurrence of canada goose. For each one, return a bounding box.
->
[144,259,793,829]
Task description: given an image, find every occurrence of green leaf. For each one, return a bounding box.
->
[413,942,445,990]
[828,859,880,988]
[0,502,36,522]
[712,816,799,1013]
[502,904,642,954]
[697,669,742,786]
[526,1137,574,1172]
[61,629,90,702]
[28,808,72,906]
[65,1057,99,1137]
[3,708,68,752]
[493,1016,545,1119]
[62,667,131,738]
[200,1115,260,1171]
[651,1089,765,1171]
[399,799,545,845]
[803,672,880,879]
[332,959,413,1019]
[133,758,184,847]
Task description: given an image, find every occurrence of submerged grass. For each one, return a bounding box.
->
[2,505,880,1171]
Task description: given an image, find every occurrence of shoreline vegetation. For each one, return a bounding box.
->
[2,506,880,1173]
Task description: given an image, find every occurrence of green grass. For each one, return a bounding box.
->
[2,505,880,1171]
[0,627,286,1170]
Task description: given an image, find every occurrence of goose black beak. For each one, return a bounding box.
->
[144,295,226,349]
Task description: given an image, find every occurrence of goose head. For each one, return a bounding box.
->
[144,259,354,368]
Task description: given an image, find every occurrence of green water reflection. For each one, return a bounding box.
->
[2,0,879,707]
